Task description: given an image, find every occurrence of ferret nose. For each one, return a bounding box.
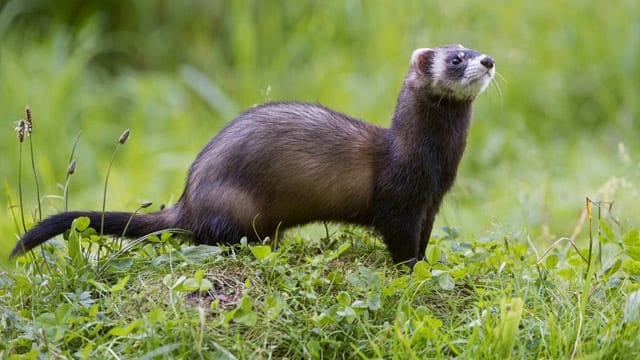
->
[480,56,494,69]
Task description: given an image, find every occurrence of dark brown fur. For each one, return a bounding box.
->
[11,45,494,266]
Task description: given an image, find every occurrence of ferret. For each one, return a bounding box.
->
[11,44,495,267]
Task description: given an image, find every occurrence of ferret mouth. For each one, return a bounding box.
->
[469,70,494,84]
[468,73,492,85]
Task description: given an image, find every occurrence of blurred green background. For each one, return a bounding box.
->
[1,0,639,260]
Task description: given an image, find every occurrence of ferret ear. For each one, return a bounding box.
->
[410,48,434,75]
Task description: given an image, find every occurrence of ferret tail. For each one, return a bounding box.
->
[10,210,176,258]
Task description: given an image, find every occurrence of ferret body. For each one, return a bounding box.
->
[11,45,495,265]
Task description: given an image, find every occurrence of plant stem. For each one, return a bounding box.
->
[63,174,71,212]
[4,180,22,233]
[18,143,27,233]
[28,136,42,221]
[98,142,122,264]
[64,133,82,212]
[120,205,143,250]
[97,129,130,267]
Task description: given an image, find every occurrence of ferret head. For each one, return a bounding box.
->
[408,44,495,102]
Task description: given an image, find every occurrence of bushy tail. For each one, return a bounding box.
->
[10,210,174,258]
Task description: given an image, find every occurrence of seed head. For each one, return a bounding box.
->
[140,200,153,209]
[25,105,33,134]
[67,159,77,175]
[15,119,26,142]
[118,129,131,144]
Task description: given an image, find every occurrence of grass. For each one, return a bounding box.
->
[2,209,640,358]
[1,0,640,358]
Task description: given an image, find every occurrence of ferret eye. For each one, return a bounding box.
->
[451,57,462,65]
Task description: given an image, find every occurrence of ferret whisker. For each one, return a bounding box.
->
[494,71,506,83]
[491,78,503,98]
